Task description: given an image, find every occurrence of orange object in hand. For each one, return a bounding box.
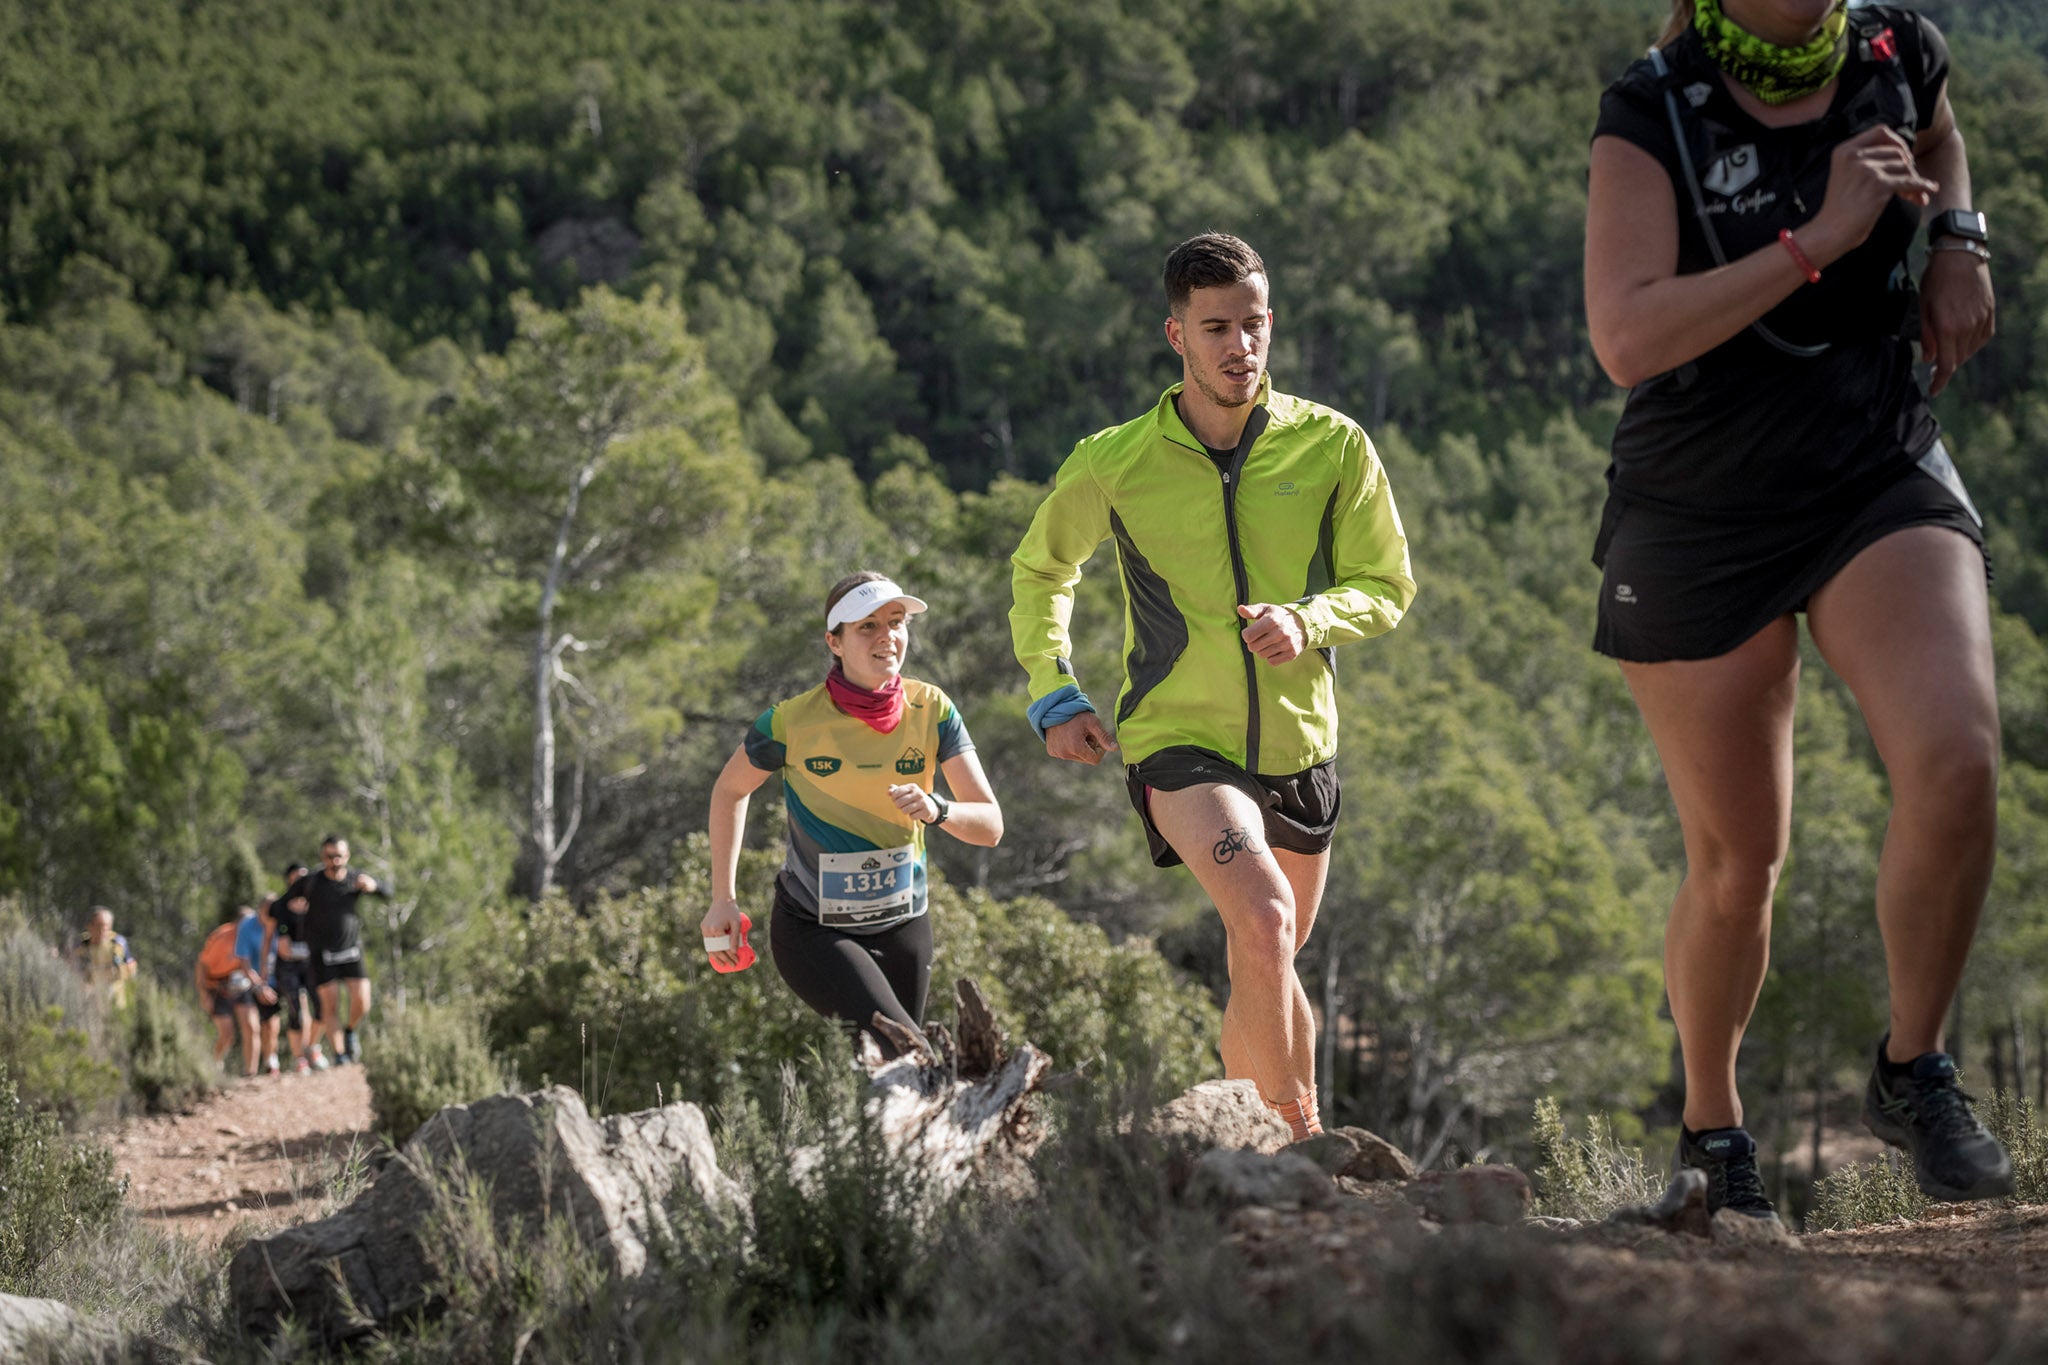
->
[704,913,756,973]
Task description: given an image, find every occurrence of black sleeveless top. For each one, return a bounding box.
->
[1592,8,1950,519]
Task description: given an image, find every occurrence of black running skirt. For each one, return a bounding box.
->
[1593,452,1987,663]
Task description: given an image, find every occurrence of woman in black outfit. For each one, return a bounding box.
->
[1584,0,2006,1219]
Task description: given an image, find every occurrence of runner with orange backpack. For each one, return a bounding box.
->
[195,906,276,1077]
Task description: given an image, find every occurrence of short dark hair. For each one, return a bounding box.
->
[824,571,892,635]
[320,834,345,848]
[283,862,308,880]
[1163,234,1267,317]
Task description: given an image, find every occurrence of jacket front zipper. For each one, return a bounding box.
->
[1219,407,1270,771]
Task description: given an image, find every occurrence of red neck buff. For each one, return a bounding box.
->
[826,663,905,733]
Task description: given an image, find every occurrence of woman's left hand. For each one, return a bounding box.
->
[1921,250,1996,398]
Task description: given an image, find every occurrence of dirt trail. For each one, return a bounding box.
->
[108,1065,376,1245]
[1233,1194,2048,1361]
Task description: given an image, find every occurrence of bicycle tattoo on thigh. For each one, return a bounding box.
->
[1212,827,1264,864]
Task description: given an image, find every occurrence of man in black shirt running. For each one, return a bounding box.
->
[266,862,326,1071]
[285,835,389,1065]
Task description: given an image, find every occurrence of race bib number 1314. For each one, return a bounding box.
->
[817,845,917,928]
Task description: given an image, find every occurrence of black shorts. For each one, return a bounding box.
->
[1593,453,1988,663]
[209,988,249,1018]
[275,960,321,1024]
[1125,746,1341,869]
[311,949,368,986]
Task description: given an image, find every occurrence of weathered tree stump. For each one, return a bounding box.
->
[857,978,1051,1201]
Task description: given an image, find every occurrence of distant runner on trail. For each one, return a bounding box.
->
[71,906,138,1007]
[1586,0,2007,1217]
[1009,233,1416,1141]
[196,905,274,1077]
[236,893,284,1077]
[286,836,388,1066]
[267,862,327,1072]
[700,573,1004,1056]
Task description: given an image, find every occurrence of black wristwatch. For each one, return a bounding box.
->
[926,792,952,826]
[1928,209,1989,247]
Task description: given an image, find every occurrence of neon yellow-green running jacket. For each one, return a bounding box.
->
[1009,377,1416,774]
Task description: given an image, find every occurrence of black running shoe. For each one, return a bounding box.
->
[1675,1125,1778,1219]
[1862,1040,2014,1203]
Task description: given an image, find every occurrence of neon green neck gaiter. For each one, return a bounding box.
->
[1692,0,1849,105]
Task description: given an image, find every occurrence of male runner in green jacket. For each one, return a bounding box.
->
[1010,233,1415,1138]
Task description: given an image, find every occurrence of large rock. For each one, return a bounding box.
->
[1144,1080,1294,1192]
[1403,1165,1533,1226]
[1711,1206,1794,1246]
[1186,1149,1338,1213]
[1150,1079,1292,1151]
[1290,1126,1416,1184]
[230,1086,736,1344]
[0,1293,131,1364]
[1606,1168,1713,1238]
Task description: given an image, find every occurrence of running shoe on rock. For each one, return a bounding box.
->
[1863,1039,2014,1203]
[1675,1125,1778,1220]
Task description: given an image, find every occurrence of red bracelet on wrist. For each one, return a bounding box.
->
[1778,229,1821,285]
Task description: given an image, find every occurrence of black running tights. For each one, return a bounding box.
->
[769,877,932,1059]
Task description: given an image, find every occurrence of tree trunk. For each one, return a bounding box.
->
[1318,934,1340,1123]
[1809,1063,1825,1181]
[530,459,599,898]
[2011,1010,2026,1103]
[2036,1016,2047,1107]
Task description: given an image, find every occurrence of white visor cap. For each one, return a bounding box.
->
[826,579,930,632]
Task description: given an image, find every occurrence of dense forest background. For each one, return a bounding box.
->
[4,0,2048,1192]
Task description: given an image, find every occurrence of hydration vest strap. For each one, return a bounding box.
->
[1648,42,1830,358]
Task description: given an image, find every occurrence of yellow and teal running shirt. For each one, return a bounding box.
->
[744,678,973,933]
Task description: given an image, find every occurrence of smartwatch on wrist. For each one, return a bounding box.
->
[926,792,952,826]
[1928,209,1988,247]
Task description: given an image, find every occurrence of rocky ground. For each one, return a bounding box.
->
[1225,1179,2048,1363]
[107,1064,374,1244]
[87,1069,2048,1363]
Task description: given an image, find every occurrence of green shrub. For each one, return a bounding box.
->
[353,1147,628,1365]
[0,1064,126,1294]
[0,922,122,1127]
[667,1059,939,1356]
[932,885,1222,1099]
[479,870,842,1120]
[1982,1088,2048,1203]
[367,1001,512,1144]
[116,975,218,1115]
[1810,1087,2048,1231]
[1807,1149,1927,1231]
[1530,1097,1663,1220]
[478,838,1221,1120]
[16,1208,219,1342]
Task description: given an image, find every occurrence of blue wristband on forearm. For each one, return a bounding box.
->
[1027,683,1097,742]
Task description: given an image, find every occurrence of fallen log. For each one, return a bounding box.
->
[853,978,1050,1202]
